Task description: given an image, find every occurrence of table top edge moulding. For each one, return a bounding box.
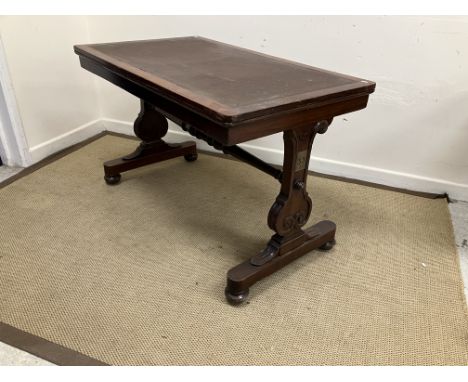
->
[74,36,375,129]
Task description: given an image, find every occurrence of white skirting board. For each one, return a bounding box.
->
[28,119,104,164]
[102,118,468,202]
[29,117,468,202]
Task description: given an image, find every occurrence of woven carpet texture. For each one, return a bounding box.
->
[0,135,467,365]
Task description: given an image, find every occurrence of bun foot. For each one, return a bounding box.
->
[104,174,121,185]
[319,239,336,251]
[225,288,249,305]
[184,153,198,162]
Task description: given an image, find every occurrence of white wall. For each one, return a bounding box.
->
[1,16,468,200]
[0,16,101,163]
[86,15,468,200]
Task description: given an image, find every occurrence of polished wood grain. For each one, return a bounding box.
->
[74,37,374,125]
[74,36,375,304]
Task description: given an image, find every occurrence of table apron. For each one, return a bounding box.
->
[79,56,369,146]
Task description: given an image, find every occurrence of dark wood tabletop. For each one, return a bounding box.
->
[74,36,375,126]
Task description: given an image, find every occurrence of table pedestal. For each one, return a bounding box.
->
[103,100,197,185]
[225,121,336,304]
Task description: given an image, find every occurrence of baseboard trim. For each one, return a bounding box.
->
[24,118,467,201]
[28,119,104,164]
[1,132,108,190]
[102,118,467,202]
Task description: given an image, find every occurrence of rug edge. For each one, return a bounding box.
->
[0,322,108,366]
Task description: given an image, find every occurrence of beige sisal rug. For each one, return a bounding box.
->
[0,135,467,365]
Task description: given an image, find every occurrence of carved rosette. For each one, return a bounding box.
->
[268,186,313,237]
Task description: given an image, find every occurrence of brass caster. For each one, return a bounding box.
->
[225,288,249,305]
[318,239,336,251]
[184,153,198,162]
[104,174,121,185]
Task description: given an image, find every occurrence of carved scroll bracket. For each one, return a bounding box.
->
[267,120,331,242]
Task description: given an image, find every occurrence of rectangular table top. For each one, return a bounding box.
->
[74,36,375,126]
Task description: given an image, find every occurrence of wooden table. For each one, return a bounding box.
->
[74,36,375,305]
